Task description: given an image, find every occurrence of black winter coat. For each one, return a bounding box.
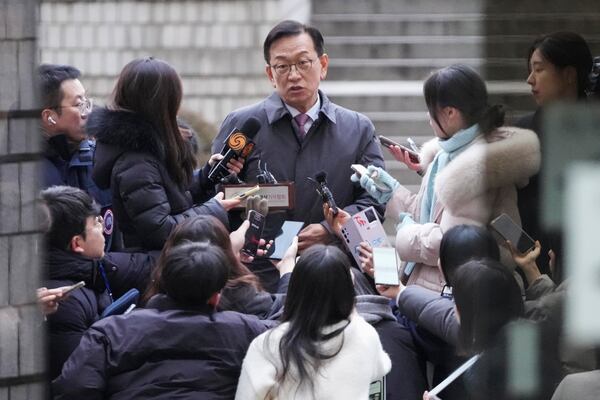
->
[89,108,228,250]
[45,248,112,380]
[52,294,271,400]
[356,295,428,400]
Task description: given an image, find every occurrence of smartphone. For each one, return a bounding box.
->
[268,221,304,260]
[490,213,536,253]
[373,247,400,286]
[350,164,369,178]
[350,164,392,193]
[60,281,85,299]
[233,184,260,200]
[378,135,420,163]
[241,210,266,256]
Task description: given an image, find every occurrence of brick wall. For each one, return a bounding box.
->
[39,0,310,127]
[0,0,47,398]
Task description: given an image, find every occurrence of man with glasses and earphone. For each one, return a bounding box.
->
[39,64,121,251]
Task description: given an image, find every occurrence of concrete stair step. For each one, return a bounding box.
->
[368,112,531,134]
[313,0,600,14]
[327,92,535,112]
[326,34,600,60]
[314,13,600,37]
[327,36,485,59]
[322,81,536,135]
[315,14,486,36]
[327,58,528,80]
[313,0,484,14]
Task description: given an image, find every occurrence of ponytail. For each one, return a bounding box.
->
[479,104,505,134]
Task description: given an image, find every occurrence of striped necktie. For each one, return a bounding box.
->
[294,113,310,139]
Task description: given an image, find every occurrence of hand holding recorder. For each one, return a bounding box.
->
[323,203,351,238]
[313,171,338,215]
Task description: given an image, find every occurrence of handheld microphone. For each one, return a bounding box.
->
[208,117,261,183]
[314,170,339,216]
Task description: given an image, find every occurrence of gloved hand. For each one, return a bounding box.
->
[242,195,268,219]
[350,165,399,204]
[395,212,415,232]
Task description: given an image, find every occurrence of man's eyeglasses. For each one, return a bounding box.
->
[94,215,104,228]
[79,215,103,237]
[54,97,93,116]
[270,59,315,76]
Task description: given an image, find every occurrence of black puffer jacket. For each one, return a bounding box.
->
[356,295,428,400]
[45,248,112,380]
[218,272,290,319]
[89,108,228,250]
[53,294,271,400]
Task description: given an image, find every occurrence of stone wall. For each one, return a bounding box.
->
[39,0,311,127]
[0,0,47,398]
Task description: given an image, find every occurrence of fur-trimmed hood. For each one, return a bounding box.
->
[419,126,540,210]
[87,107,165,157]
[88,107,166,189]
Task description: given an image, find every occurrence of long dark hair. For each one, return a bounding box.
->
[453,258,523,355]
[142,215,260,304]
[527,31,593,99]
[273,245,355,394]
[439,224,500,287]
[110,57,195,184]
[423,64,505,136]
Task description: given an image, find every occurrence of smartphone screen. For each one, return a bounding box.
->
[373,247,400,286]
[268,221,304,260]
[241,210,265,256]
[490,213,535,253]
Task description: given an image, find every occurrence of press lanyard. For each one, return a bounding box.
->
[98,261,114,303]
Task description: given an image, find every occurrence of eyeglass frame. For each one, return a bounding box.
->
[76,215,104,240]
[269,58,316,76]
[94,215,104,227]
[52,97,93,117]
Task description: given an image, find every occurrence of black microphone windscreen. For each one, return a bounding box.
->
[315,170,327,183]
[240,117,262,139]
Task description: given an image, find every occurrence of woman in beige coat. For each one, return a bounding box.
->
[354,64,541,292]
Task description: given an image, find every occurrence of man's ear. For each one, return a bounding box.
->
[319,53,329,81]
[42,109,58,128]
[207,292,221,307]
[70,234,85,254]
[265,64,276,88]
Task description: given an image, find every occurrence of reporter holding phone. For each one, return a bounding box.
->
[353,64,540,292]
[516,32,594,277]
[40,187,113,380]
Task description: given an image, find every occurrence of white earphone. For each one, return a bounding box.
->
[48,116,56,125]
